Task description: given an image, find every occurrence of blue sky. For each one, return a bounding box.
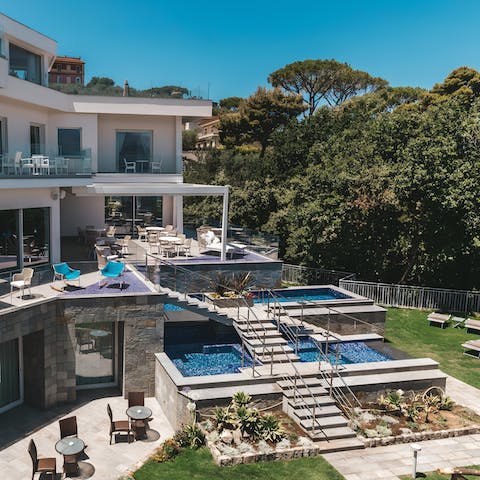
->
[1,0,480,101]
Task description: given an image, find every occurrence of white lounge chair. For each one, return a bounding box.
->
[461,339,480,358]
[465,318,480,334]
[427,312,451,328]
[10,268,34,300]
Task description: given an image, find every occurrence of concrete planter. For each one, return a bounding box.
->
[205,294,254,308]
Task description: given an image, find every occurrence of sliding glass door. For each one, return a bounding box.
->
[116,131,152,173]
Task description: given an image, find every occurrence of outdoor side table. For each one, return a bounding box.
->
[126,406,152,440]
[55,437,85,456]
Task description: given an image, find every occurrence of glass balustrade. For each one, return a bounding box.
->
[0,147,92,177]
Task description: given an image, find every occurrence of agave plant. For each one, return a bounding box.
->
[258,413,285,443]
[379,389,404,412]
[213,406,238,432]
[232,391,252,408]
[236,405,261,438]
[439,396,455,411]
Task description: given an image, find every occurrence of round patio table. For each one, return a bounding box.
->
[126,405,152,421]
[158,236,182,244]
[145,226,165,232]
[55,437,85,456]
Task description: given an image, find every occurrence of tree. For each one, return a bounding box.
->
[220,87,305,156]
[219,96,244,111]
[142,86,189,98]
[269,59,387,115]
[182,130,197,150]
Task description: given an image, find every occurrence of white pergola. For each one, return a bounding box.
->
[71,182,230,261]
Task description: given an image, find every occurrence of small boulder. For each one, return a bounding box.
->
[220,429,233,444]
[232,429,242,445]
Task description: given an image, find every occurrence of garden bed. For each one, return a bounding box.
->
[352,389,480,447]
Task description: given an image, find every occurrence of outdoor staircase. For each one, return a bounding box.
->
[151,284,363,446]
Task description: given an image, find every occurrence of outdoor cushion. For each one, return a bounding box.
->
[101,261,124,278]
[53,263,80,280]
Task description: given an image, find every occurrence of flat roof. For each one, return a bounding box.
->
[71,182,229,196]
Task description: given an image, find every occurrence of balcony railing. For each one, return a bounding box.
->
[98,157,177,175]
[0,148,92,178]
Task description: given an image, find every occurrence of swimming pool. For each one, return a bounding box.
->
[251,287,352,304]
[164,321,257,377]
[289,338,392,364]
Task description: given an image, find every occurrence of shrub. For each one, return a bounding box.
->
[153,438,180,463]
[213,406,238,431]
[174,424,205,449]
[236,405,261,438]
[439,396,455,411]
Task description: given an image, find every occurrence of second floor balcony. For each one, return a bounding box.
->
[0,147,92,178]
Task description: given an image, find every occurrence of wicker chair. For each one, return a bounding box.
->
[59,416,77,438]
[107,403,132,444]
[28,439,56,480]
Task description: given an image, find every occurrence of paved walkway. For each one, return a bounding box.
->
[0,394,174,479]
[324,376,480,480]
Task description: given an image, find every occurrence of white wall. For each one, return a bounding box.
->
[47,112,98,170]
[0,187,61,263]
[60,193,105,236]
[97,114,177,173]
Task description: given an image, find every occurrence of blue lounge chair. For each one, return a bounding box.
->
[101,261,125,290]
[53,262,81,287]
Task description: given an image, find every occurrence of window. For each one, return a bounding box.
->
[76,65,81,73]
[0,210,20,272]
[75,76,81,84]
[75,322,116,387]
[0,117,7,154]
[58,128,81,156]
[30,124,44,155]
[9,43,42,85]
[22,208,50,267]
[116,131,152,173]
[56,75,61,83]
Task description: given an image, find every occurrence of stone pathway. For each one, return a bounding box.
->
[0,394,174,479]
[323,376,480,480]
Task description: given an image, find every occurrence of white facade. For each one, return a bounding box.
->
[0,13,225,270]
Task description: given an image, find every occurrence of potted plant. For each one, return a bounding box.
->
[206,272,255,308]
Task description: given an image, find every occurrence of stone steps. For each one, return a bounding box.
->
[283,385,328,398]
[309,425,357,440]
[291,404,342,419]
[299,416,349,430]
[313,437,364,452]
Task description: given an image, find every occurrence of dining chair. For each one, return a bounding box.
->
[59,416,78,438]
[107,403,132,444]
[128,391,145,407]
[28,439,56,480]
[123,158,136,173]
[10,268,34,301]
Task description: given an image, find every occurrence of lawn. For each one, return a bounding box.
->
[385,308,480,389]
[133,447,345,480]
[400,465,480,479]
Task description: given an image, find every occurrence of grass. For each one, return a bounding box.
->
[385,307,480,389]
[399,465,480,479]
[133,447,345,480]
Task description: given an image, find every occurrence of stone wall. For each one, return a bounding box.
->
[0,292,166,409]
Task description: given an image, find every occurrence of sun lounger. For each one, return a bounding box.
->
[451,316,467,328]
[461,339,480,358]
[427,312,451,328]
[465,318,480,334]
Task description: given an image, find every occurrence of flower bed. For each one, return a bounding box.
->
[351,388,480,446]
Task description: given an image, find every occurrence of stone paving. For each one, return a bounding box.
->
[0,393,174,480]
[323,375,480,480]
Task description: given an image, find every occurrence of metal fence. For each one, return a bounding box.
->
[281,264,356,286]
[339,279,480,314]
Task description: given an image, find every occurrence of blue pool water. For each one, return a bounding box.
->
[251,287,352,304]
[168,343,256,377]
[165,322,257,377]
[289,338,392,364]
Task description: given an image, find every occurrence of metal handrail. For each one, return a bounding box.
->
[142,253,333,439]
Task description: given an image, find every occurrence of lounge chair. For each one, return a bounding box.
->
[198,229,244,258]
[53,262,81,287]
[465,318,480,334]
[95,245,118,269]
[437,467,480,478]
[427,312,451,328]
[101,261,125,290]
[451,316,467,328]
[461,339,480,358]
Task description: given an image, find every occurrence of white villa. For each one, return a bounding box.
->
[0,12,233,273]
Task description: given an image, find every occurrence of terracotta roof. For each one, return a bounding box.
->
[54,56,85,64]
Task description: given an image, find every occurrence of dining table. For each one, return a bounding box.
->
[145,226,165,232]
[126,405,152,440]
